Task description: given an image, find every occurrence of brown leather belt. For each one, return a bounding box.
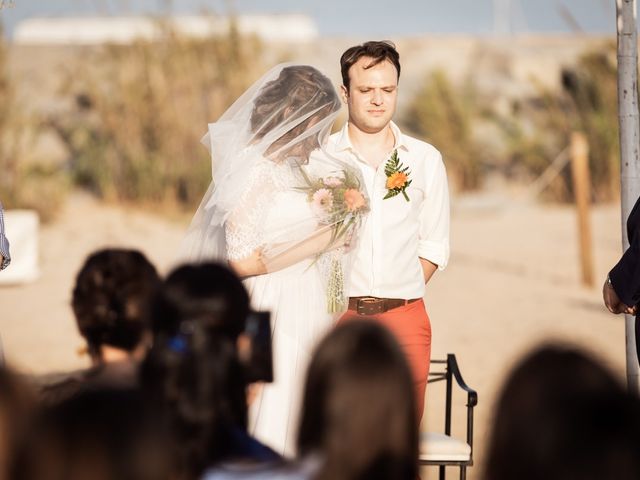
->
[348,296,421,315]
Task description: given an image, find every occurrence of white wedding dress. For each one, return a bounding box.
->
[179,64,363,458]
[225,157,334,456]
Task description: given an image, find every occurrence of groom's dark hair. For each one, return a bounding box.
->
[340,41,400,91]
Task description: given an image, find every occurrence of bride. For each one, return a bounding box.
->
[180,64,368,455]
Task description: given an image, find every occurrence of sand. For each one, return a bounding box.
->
[0,191,627,479]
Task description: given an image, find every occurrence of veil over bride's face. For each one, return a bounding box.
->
[195,64,344,231]
[272,113,326,164]
[248,65,341,164]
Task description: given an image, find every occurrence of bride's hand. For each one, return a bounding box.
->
[228,248,267,278]
[342,225,358,253]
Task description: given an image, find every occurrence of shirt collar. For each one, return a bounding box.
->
[335,122,354,152]
[389,121,409,152]
[335,121,410,153]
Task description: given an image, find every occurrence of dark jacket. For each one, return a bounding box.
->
[610,196,640,307]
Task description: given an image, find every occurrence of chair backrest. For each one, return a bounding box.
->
[428,356,454,436]
[421,354,477,480]
[426,355,478,452]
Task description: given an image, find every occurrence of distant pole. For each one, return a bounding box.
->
[570,132,594,288]
[616,0,640,392]
[493,0,512,35]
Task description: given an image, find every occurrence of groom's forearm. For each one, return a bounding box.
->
[420,257,438,284]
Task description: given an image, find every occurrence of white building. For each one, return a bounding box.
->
[13,14,319,45]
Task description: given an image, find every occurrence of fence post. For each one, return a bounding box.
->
[570,131,594,288]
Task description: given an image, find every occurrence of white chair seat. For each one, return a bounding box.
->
[419,431,471,462]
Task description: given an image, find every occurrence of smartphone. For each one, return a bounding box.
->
[242,310,273,383]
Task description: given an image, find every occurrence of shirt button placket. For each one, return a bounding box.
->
[354,151,377,295]
[372,167,386,297]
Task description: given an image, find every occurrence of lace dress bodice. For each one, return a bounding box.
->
[225,159,316,263]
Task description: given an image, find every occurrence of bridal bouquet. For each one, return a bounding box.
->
[298,168,369,313]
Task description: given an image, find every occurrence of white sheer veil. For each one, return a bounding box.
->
[178,63,346,263]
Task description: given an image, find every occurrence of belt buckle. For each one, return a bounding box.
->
[357,297,384,315]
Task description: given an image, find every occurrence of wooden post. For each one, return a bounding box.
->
[570,132,594,288]
[616,0,640,392]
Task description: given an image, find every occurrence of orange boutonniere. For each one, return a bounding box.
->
[383,150,411,202]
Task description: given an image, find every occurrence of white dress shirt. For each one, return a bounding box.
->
[326,122,450,299]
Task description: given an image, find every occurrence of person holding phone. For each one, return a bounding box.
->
[141,263,283,480]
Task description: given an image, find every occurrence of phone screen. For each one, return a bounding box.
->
[242,311,273,383]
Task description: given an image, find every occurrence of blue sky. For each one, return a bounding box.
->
[0,0,618,38]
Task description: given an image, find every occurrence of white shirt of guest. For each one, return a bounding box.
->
[326,121,450,300]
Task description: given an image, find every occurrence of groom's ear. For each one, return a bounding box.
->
[340,84,349,104]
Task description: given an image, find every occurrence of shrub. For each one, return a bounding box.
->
[402,70,484,192]
[50,21,264,209]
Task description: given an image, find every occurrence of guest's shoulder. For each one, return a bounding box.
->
[202,460,309,480]
[202,449,318,480]
[32,368,93,406]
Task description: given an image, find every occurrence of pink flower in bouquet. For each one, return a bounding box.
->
[343,188,366,212]
[323,176,343,188]
[312,188,334,216]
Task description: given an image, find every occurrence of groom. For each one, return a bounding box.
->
[329,41,450,421]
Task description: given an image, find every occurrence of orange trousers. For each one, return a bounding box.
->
[339,299,431,422]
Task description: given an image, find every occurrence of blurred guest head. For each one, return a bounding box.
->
[297,320,418,480]
[0,367,35,480]
[14,388,170,480]
[72,248,159,365]
[484,344,640,480]
[148,262,249,342]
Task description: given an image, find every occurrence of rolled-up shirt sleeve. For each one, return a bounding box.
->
[0,203,10,270]
[417,151,450,270]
